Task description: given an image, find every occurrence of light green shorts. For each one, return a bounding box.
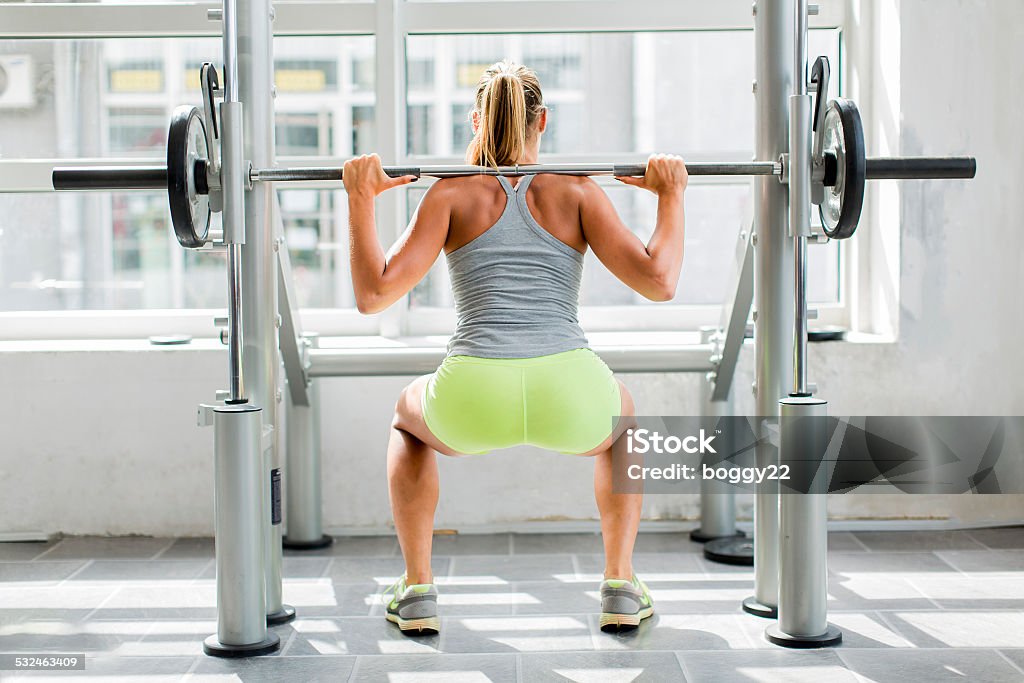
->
[422,348,622,455]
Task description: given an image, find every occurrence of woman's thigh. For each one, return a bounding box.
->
[392,375,462,457]
[575,379,636,457]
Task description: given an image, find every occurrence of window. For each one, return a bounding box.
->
[0,3,849,337]
[0,35,374,313]
[404,30,842,326]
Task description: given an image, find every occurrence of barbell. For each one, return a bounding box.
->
[52,99,976,250]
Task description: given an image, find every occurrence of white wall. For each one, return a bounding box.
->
[1,0,1022,537]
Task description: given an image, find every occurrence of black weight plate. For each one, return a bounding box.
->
[168,105,211,248]
[819,98,866,240]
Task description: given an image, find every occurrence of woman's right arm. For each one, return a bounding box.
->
[579,154,688,302]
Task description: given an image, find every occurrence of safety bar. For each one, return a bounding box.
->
[307,344,716,378]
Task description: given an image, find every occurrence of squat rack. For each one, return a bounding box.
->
[16,0,977,657]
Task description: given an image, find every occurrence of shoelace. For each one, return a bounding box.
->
[381,575,407,607]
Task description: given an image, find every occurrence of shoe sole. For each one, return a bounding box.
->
[600,606,654,632]
[386,612,440,635]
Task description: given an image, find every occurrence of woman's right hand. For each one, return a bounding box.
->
[616,153,688,196]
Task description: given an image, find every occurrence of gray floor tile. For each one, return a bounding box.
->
[196,556,330,579]
[0,561,86,583]
[904,572,1024,608]
[403,583,524,617]
[512,533,605,555]
[634,532,705,554]
[509,582,601,616]
[283,557,332,578]
[72,560,210,582]
[325,557,451,584]
[3,528,1024,682]
[634,578,759,615]
[730,610,917,650]
[284,582,379,618]
[284,535,398,558]
[0,583,117,612]
[351,653,517,683]
[0,608,97,631]
[678,649,859,683]
[432,533,512,557]
[39,537,173,561]
[828,551,959,573]
[157,537,214,560]
[697,556,757,575]
[521,650,686,682]
[450,554,574,582]
[576,552,704,578]
[0,619,150,656]
[32,655,196,678]
[190,654,356,682]
[439,615,594,654]
[935,549,1024,573]
[852,530,986,552]
[0,541,59,562]
[281,616,441,656]
[826,574,937,611]
[968,526,1024,550]
[838,648,1024,683]
[880,610,1024,648]
[591,612,752,651]
[828,532,868,552]
[999,649,1024,675]
[197,556,333,584]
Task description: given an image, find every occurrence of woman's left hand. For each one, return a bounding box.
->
[343,153,417,200]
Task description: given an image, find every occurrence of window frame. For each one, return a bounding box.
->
[0,0,851,340]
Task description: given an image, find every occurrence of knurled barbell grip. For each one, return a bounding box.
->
[865,157,977,180]
[613,164,648,177]
[52,166,167,191]
[382,167,422,179]
[612,162,781,177]
[250,166,422,182]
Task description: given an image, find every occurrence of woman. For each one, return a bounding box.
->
[343,60,688,635]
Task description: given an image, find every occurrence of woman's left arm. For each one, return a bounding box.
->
[344,154,450,314]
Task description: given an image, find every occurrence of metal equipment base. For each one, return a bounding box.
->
[742,596,778,619]
[689,528,745,544]
[703,536,755,566]
[765,623,843,648]
[266,605,296,626]
[203,633,280,658]
[283,534,333,550]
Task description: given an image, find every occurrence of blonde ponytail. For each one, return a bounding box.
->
[466,60,545,168]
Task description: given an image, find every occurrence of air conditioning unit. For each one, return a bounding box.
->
[0,55,35,109]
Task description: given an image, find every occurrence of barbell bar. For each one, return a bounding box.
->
[51,157,976,190]
[50,101,976,249]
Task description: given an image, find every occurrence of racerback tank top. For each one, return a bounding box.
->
[445,175,589,359]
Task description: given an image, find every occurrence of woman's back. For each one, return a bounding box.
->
[436,173,590,359]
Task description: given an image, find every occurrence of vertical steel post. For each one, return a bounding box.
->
[283,335,332,549]
[766,0,841,648]
[202,0,278,658]
[236,0,293,626]
[204,405,279,657]
[743,0,795,620]
[691,328,742,544]
[766,397,841,646]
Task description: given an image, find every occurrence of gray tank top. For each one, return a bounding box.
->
[445,175,589,359]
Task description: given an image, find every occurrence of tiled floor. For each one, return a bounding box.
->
[1,528,1023,682]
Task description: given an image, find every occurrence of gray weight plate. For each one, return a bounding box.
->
[168,105,211,248]
[819,98,866,240]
